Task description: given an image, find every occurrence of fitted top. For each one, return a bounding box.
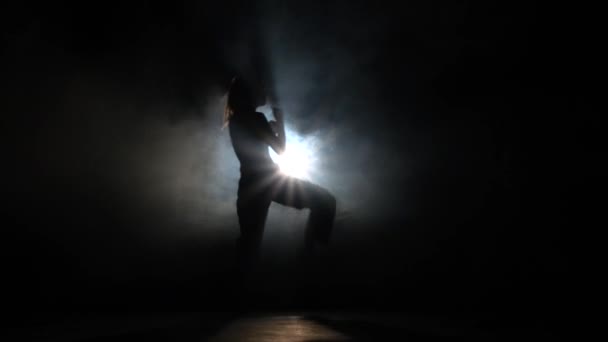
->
[228,111,279,177]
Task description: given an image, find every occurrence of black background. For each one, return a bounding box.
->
[2,0,599,334]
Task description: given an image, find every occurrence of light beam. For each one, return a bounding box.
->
[269,127,317,180]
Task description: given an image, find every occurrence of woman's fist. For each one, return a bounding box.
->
[272,107,284,122]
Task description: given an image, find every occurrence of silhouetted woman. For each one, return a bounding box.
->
[224,77,336,269]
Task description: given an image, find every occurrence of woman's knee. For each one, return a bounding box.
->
[312,188,336,214]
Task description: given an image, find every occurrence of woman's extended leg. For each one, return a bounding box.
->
[236,197,270,271]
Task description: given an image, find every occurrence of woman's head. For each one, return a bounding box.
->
[224,77,266,126]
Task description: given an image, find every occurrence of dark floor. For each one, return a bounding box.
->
[7,312,558,341]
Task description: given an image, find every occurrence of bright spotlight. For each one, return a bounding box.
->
[269,128,316,180]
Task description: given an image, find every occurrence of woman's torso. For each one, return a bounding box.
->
[229,111,278,180]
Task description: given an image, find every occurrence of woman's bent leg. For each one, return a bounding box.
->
[306,186,336,244]
[270,176,336,245]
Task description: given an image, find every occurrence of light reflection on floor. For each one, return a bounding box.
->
[209,315,348,342]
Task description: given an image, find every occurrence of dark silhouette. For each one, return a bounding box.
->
[224,77,336,270]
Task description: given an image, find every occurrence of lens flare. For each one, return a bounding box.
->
[269,128,316,180]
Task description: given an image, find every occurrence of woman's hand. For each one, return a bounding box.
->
[268,108,286,153]
[269,120,280,134]
[272,107,284,123]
